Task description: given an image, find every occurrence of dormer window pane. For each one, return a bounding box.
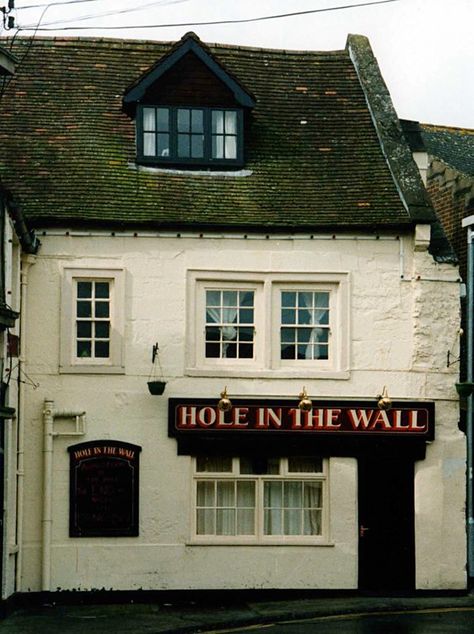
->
[225,111,237,134]
[225,137,237,159]
[144,133,155,156]
[178,134,190,157]
[157,108,169,131]
[143,107,156,131]
[191,135,204,158]
[177,108,190,132]
[212,111,224,134]
[192,109,203,133]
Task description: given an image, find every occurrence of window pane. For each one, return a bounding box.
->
[94,341,109,358]
[95,282,109,298]
[304,482,322,508]
[77,321,91,338]
[237,481,255,507]
[212,135,224,159]
[197,481,215,506]
[77,282,92,298]
[177,109,190,132]
[196,456,232,472]
[217,481,235,507]
[316,309,329,326]
[284,481,303,508]
[212,110,224,134]
[95,321,110,338]
[206,290,221,306]
[288,457,323,473]
[304,509,322,535]
[77,301,91,318]
[205,342,220,358]
[77,340,91,358]
[205,326,220,341]
[197,509,215,535]
[225,136,237,159]
[191,109,203,132]
[239,309,253,324]
[143,132,155,156]
[282,309,295,325]
[237,509,254,535]
[157,107,169,131]
[178,134,190,157]
[284,510,302,535]
[223,291,237,307]
[264,508,282,535]
[282,292,296,307]
[217,509,235,535]
[225,111,237,134]
[298,292,313,308]
[191,134,204,158]
[264,481,282,507]
[95,301,109,318]
[157,133,170,157]
[240,457,280,475]
[240,291,254,307]
[143,107,155,131]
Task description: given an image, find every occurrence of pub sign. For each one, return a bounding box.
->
[69,440,141,537]
[168,398,434,456]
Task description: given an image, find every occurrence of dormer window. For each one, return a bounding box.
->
[123,33,255,171]
[138,105,243,167]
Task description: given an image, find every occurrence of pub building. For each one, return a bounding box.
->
[0,31,466,601]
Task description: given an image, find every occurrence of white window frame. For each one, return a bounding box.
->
[60,268,125,374]
[189,275,265,371]
[191,456,329,545]
[186,270,349,379]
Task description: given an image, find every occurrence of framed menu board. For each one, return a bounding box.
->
[68,440,141,537]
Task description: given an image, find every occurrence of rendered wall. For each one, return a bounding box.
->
[20,228,465,591]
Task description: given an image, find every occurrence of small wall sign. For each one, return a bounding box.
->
[68,440,141,537]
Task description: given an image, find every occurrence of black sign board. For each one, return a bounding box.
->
[68,440,141,537]
[168,398,435,459]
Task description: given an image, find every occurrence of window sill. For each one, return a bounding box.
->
[59,364,125,375]
[186,539,335,547]
[185,367,350,380]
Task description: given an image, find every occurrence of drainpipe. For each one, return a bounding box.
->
[41,401,86,592]
[14,254,36,592]
[462,215,474,583]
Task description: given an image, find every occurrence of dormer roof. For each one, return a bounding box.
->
[123,32,256,114]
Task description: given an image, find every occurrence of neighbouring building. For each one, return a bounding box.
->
[0,32,466,599]
[0,46,39,605]
[402,120,474,585]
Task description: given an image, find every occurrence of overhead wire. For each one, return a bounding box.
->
[16,0,401,31]
[19,0,190,28]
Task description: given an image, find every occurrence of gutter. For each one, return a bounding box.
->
[7,201,39,255]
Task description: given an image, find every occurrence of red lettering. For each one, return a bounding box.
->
[347,409,373,430]
[178,406,197,428]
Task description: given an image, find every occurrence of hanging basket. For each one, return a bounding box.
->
[147,380,166,396]
[455,382,474,397]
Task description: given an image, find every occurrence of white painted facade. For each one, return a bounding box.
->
[19,225,465,592]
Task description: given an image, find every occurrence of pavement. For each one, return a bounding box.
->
[1,593,474,633]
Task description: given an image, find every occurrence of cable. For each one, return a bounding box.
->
[18,0,102,9]
[16,0,401,31]
[20,0,190,28]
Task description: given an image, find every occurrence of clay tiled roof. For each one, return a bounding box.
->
[0,35,434,231]
[420,124,474,177]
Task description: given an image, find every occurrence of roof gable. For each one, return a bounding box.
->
[123,32,256,112]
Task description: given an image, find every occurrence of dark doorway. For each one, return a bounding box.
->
[358,456,415,593]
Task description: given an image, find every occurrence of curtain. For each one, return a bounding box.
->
[298,292,329,360]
